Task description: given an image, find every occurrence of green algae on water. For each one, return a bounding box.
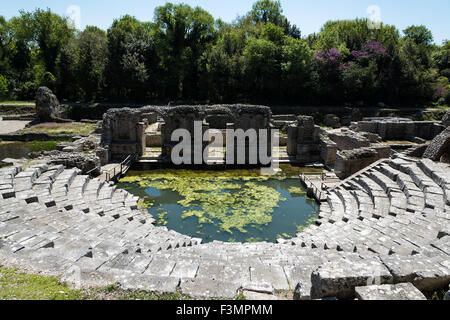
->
[288,186,307,196]
[118,168,319,242]
[121,170,286,234]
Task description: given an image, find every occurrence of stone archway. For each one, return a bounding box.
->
[100,106,170,163]
[100,104,273,165]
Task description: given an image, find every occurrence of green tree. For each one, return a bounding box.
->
[153,3,217,99]
[280,37,313,101]
[55,38,80,100]
[243,37,280,99]
[432,40,450,78]
[248,0,300,38]
[0,75,8,98]
[0,16,11,76]
[202,27,248,101]
[17,9,75,74]
[78,26,107,100]
[5,15,34,84]
[315,19,399,54]
[104,15,150,100]
[250,0,283,24]
[397,38,436,104]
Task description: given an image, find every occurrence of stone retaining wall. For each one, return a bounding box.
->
[0,132,77,141]
[352,118,444,141]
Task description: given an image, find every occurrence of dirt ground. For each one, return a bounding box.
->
[0,120,30,134]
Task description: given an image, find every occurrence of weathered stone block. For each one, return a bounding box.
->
[324,114,341,129]
[381,255,450,292]
[310,258,393,299]
[355,283,426,300]
[334,148,379,179]
[180,278,240,299]
[35,87,66,122]
[423,126,450,161]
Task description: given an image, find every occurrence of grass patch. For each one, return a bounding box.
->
[81,288,191,301]
[28,140,60,152]
[0,100,34,105]
[385,140,417,145]
[0,265,83,300]
[20,122,95,135]
[0,265,192,300]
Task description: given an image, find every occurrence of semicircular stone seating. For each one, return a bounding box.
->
[0,155,449,299]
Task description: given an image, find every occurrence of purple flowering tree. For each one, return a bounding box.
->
[314,48,342,65]
[350,41,389,61]
[434,86,444,99]
[364,41,389,57]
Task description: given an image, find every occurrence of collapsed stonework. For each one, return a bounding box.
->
[271,114,297,131]
[320,128,390,179]
[334,148,381,179]
[56,135,101,153]
[29,150,101,174]
[324,114,341,129]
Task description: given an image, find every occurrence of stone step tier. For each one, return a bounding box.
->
[0,156,449,300]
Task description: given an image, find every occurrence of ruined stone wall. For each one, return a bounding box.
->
[101,104,272,165]
[205,114,234,129]
[320,127,390,177]
[334,148,379,179]
[353,118,445,141]
[101,106,169,162]
[271,114,297,131]
[287,116,321,163]
[327,129,370,150]
[320,138,337,166]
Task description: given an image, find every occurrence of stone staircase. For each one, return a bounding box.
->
[286,157,449,258]
[0,165,202,275]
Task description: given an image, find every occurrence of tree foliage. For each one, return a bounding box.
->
[0,2,448,106]
[0,74,8,98]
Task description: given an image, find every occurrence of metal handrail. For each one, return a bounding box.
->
[300,172,340,200]
[86,166,100,176]
[102,153,137,182]
[301,173,322,200]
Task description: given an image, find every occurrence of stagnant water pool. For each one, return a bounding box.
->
[117,168,319,243]
[0,140,63,160]
[0,142,32,159]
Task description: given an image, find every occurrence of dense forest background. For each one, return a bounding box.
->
[0,0,449,107]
